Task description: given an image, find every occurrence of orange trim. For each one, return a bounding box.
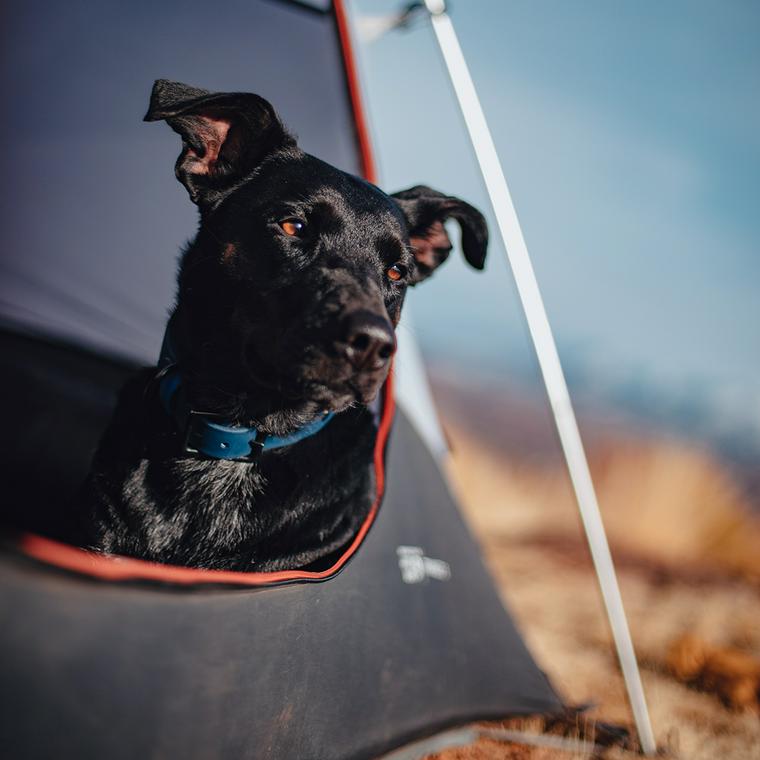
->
[17,374,395,587]
[333,0,378,183]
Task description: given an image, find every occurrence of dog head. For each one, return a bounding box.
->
[146,80,488,424]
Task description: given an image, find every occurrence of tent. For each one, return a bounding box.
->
[0,1,564,757]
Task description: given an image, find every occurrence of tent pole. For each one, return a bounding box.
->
[419,0,656,754]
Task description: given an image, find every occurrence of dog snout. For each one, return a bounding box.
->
[342,311,396,372]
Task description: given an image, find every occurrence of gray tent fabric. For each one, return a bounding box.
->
[0,1,562,756]
[0,0,359,363]
[0,409,559,760]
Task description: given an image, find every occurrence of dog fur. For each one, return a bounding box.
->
[76,80,488,571]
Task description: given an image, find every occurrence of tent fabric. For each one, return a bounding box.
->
[0,402,559,760]
[0,331,561,758]
[0,0,361,364]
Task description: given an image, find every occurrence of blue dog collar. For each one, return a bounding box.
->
[158,367,334,461]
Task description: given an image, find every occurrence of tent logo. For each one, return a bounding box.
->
[396,546,451,584]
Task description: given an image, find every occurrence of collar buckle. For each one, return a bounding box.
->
[182,409,224,456]
[245,432,267,461]
[183,410,267,462]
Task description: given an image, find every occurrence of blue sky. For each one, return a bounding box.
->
[351,0,760,447]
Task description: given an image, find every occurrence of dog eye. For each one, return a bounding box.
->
[279,218,306,237]
[386,263,407,282]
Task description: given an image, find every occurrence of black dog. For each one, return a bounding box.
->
[77,80,488,571]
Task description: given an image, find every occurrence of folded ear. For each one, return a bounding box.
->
[391,185,488,284]
[144,79,296,209]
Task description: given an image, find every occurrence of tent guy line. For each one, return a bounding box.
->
[414,0,657,754]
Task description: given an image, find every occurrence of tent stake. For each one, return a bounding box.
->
[419,0,656,754]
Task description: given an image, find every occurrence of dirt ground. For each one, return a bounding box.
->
[424,380,760,759]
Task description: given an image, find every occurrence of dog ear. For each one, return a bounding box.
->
[144,79,296,208]
[391,185,488,284]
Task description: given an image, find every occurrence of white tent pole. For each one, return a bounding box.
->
[420,0,656,754]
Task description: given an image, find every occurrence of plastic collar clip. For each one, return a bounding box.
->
[182,409,269,462]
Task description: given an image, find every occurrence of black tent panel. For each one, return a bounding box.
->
[0,408,559,760]
[0,0,360,363]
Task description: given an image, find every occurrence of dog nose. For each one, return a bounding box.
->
[342,311,396,371]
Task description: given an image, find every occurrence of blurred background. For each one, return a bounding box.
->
[354,0,760,508]
[351,1,760,755]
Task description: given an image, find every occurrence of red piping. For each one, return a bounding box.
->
[16,0,389,588]
[333,0,378,183]
[18,374,394,587]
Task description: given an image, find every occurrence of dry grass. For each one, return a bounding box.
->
[425,403,760,759]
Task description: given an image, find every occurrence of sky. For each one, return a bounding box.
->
[350,0,760,451]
